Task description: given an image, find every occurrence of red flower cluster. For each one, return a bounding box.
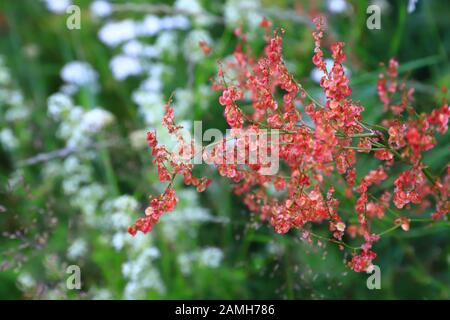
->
[376,60,449,220]
[133,18,449,272]
[355,166,388,229]
[393,169,424,209]
[128,96,211,235]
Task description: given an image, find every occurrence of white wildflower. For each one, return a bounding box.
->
[172,88,194,116]
[177,253,193,275]
[99,20,137,47]
[80,108,115,133]
[112,195,139,212]
[122,40,144,57]
[327,0,349,13]
[70,183,106,218]
[62,175,85,195]
[177,247,223,275]
[407,0,419,13]
[0,128,18,150]
[102,195,138,232]
[5,104,30,121]
[198,247,223,268]
[110,212,132,230]
[17,273,36,290]
[175,0,211,26]
[159,15,190,31]
[133,90,165,125]
[110,55,143,80]
[59,83,78,96]
[60,61,98,86]
[224,0,262,31]
[143,247,160,259]
[136,15,161,37]
[5,90,25,107]
[140,77,162,92]
[122,255,165,299]
[112,232,126,251]
[67,238,88,260]
[155,31,178,57]
[0,58,11,85]
[48,93,73,120]
[174,0,203,15]
[43,0,71,14]
[90,0,112,18]
[63,155,84,173]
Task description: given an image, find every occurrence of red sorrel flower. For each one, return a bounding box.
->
[131,17,449,273]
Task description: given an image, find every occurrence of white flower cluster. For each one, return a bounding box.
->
[0,56,29,123]
[101,195,139,250]
[80,108,115,133]
[174,0,203,16]
[0,128,18,151]
[67,238,88,260]
[61,61,98,86]
[0,58,11,85]
[327,0,349,14]
[102,17,210,82]
[17,273,36,291]
[16,1,230,299]
[160,189,229,241]
[0,56,30,150]
[408,0,419,13]
[47,92,115,148]
[91,194,165,299]
[45,74,115,228]
[94,0,214,109]
[61,156,93,192]
[71,183,107,222]
[109,55,143,81]
[90,0,112,18]
[54,154,107,224]
[43,0,71,14]
[42,150,165,300]
[122,247,165,299]
[99,15,189,48]
[224,0,263,32]
[44,76,167,299]
[177,247,224,275]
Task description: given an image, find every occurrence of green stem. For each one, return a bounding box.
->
[378,224,401,237]
[309,231,359,251]
[344,146,385,151]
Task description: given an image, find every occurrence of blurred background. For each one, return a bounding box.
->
[0,0,449,299]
